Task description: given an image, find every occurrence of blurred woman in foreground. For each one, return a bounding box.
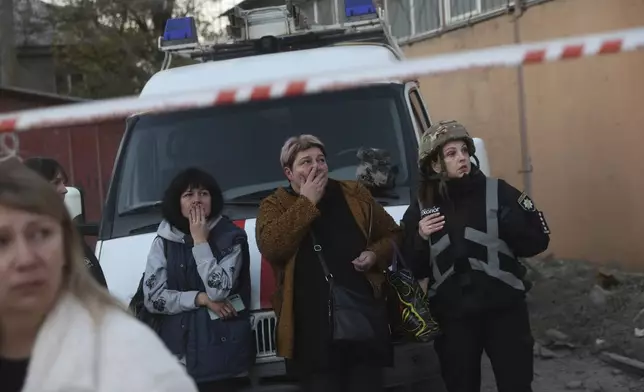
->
[0,159,197,392]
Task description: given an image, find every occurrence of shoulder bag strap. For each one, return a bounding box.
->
[310,231,334,283]
[367,202,373,246]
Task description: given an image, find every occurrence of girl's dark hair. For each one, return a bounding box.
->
[161,167,224,234]
[23,157,68,183]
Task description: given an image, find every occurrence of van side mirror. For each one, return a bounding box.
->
[64,186,99,236]
[65,186,84,221]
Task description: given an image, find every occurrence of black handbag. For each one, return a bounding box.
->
[129,273,163,333]
[128,238,167,334]
[310,231,389,342]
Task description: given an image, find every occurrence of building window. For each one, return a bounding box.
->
[378,0,514,39]
[445,0,482,22]
[385,0,412,38]
[482,0,514,14]
[414,0,442,35]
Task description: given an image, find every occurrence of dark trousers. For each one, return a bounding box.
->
[434,302,534,392]
[299,364,384,392]
[197,377,248,392]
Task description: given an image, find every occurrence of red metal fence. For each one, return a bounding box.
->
[0,87,126,222]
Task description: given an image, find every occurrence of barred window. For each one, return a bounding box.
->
[446,0,482,22]
[481,0,514,14]
[414,0,441,35]
[385,0,412,38]
[447,0,513,22]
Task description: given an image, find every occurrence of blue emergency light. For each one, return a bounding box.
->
[345,0,377,18]
[159,17,199,50]
[164,17,197,41]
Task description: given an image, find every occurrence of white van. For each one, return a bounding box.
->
[67,6,490,390]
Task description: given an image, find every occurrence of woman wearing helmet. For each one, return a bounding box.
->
[400,120,551,392]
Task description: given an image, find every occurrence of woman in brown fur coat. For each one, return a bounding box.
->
[256,134,402,392]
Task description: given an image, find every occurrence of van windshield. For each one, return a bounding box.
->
[103,84,417,239]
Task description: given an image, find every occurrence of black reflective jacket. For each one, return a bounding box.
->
[401,168,550,319]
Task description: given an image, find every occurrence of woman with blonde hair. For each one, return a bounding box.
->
[0,159,197,392]
[257,135,401,391]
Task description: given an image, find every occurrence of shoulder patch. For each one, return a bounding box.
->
[518,192,536,212]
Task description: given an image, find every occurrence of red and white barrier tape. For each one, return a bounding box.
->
[0,26,643,138]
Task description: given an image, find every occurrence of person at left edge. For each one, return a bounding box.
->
[23,157,108,289]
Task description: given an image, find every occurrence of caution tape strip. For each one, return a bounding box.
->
[0,26,643,134]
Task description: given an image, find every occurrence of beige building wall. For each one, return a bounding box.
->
[403,0,644,269]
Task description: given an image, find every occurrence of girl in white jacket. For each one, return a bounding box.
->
[0,159,198,392]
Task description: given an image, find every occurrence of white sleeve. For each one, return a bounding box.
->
[143,237,200,314]
[192,242,244,301]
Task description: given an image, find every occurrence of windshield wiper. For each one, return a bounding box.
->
[369,188,399,198]
[129,223,161,235]
[120,201,162,216]
[375,199,390,206]
[366,188,403,206]
[225,188,281,204]
[223,200,262,206]
[226,186,400,206]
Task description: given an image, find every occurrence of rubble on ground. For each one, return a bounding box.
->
[525,256,644,363]
[500,256,644,391]
[601,352,644,377]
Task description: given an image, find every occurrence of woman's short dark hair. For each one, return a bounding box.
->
[161,167,224,234]
[23,157,69,183]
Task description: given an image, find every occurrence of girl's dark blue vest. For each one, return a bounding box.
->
[158,217,255,383]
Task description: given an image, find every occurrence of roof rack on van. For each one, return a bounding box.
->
[157,2,403,70]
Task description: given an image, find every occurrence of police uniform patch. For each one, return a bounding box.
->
[517,193,536,212]
[538,211,551,234]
